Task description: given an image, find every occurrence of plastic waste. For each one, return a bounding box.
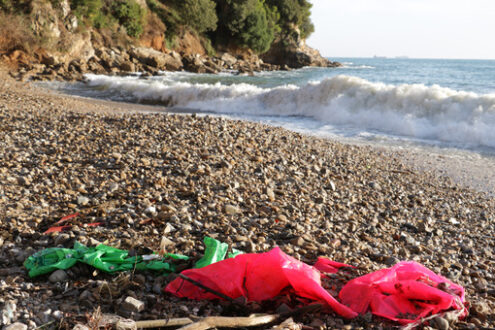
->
[26,237,467,325]
[313,257,354,274]
[165,247,358,319]
[24,241,188,277]
[23,247,80,277]
[339,261,467,324]
[194,236,243,269]
[24,237,239,278]
[43,213,102,233]
[194,236,229,269]
[55,213,80,225]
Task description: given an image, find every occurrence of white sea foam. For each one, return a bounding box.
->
[342,65,375,69]
[85,74,495,149]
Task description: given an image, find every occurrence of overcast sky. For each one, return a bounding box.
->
[306,0,495,59]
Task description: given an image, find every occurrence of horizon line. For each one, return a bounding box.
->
[323,55,495,61]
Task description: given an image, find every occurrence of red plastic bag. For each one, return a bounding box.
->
[165,247,358,319]
[339,261,466,324]
[313,257,355,274]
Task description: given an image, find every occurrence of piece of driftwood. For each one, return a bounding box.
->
[178,314,280,330]
[271,317,297,330]
[134,318,194,328]
[177,304,323,330]
[121,304,322,330]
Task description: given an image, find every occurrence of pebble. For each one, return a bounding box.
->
[17,176,31,186]
[432,316,449,330]
[291,237,305,247]
[54,233,71,246]
[3,322,28,330]
[385,256,400,266]
[329,180,336,191]
[225,204,240,215]
[470,301,489,321]
[52,310,63,320]
[48,270,68,283]
[1,301,16,325]
[309,319,325,329]
[163,223,176,233]
[266,188,275,200]
[121,297,145,313]
[108,182,119,193]
[369,181,381,190]
[145,206,157,215]
[77,196,90,206]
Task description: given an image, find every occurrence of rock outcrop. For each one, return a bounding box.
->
[262,40,341,69]
[129,47,183,71]
[261,26,341,68]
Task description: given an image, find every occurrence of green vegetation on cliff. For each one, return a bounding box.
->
[0,0,315,56]
[215,0,275,53]
[147,0,314,54]
[112,0,146,37]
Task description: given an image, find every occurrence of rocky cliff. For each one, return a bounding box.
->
[0,0,340,80]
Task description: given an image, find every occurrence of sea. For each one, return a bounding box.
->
[48,57,495,190]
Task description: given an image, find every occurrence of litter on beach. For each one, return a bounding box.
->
[166,247,467,324]
[25,237,468,325]
[340,261,467,324]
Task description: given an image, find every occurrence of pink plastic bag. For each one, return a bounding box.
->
[313,257,355,274]
[339,261,467,324]
[165,247,358,319]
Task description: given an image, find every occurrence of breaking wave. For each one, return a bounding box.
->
[85,74,495,149]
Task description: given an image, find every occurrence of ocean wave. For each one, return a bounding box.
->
[84,74,495,148]
[342,65,375,69]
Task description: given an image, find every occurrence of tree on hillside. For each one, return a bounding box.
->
[112,0,146,38]
[215,0,276,53]
[179,0,218,33]
[264,0,314,38]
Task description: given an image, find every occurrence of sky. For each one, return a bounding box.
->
[306,0,495,59]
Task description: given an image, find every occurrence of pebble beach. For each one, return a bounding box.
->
[1,70,494,329]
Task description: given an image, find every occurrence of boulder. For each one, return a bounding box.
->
[220,53,237,66]
[129,47,182,71]
[120,61,135,72]
[204,59,222,73]
[182,54,206,73]
[65,32,95,62]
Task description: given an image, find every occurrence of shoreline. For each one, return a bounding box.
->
[43,77,495,195]
[1,70,494,328]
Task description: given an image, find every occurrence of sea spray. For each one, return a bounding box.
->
[82,74,495,149]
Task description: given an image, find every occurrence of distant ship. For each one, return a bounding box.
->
[373,55,387,59]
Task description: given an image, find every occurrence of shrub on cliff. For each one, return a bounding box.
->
[178,0,218,34]
[112,0,145,38]
[71,0,103,22]
[216,0,275,53]
[265,0,314,38]
[146,0,181,45]
[0,0,32,13]
[0,11,36,53]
